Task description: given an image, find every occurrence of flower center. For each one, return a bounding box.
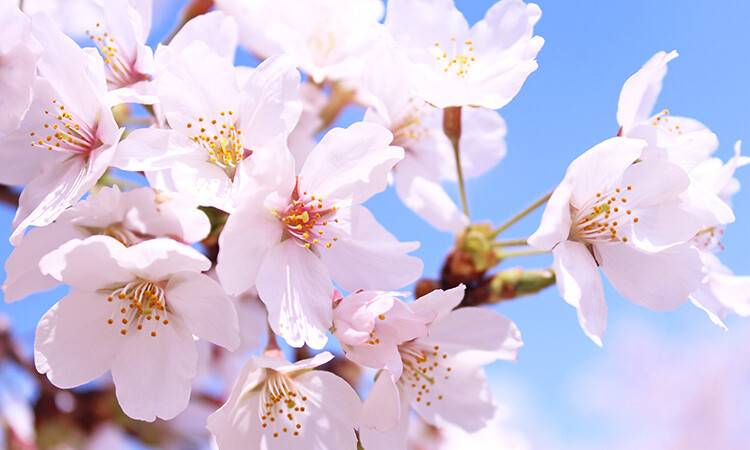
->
[391,101,431,150]
[29,100,100,154]
[278,181,340,250]
[186,112,252,177]
[397,342,451,408]
[78,222,147,247]
[432,38,476,78]
[693,226,724,252]
[650,108,684,135]
[103,280,170,338]
[259,371,308,438]
[572,185,639,244]
[87,23,146,88]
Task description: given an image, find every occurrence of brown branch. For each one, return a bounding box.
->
[0,185,19,208]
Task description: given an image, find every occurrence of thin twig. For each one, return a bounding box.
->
[491,190,552,237]
[443,107,470,218]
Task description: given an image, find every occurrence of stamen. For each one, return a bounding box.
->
[103,280,170,337]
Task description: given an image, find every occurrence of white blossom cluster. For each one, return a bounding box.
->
[0,0,747,449]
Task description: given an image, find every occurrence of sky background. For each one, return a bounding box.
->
[2,0,750,447]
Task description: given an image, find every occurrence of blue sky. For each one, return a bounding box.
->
[1,0,749,446]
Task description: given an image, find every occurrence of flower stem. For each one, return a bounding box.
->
[493,238,529,247]
[443,106,470,218]
[499,248,549,259]
[491,190,552,238]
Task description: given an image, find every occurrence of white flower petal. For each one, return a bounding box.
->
[596,242,701,311]
[121,238,210,281]
[217,192,282,295]
[299,122,402,204]
[321,205,422,291]
[256,240,333,349]
[420,307,523,364]
[3,220,82,302]
[39,235,133,290]
[553,240,607,346]
[111,316,198,421]
[617,50,678,134]
[566,137,645,210]
[360,372,402,431]
[166,272,240,350]
[410,284,466,323]
[35,291,123,388]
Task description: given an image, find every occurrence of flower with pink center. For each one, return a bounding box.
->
[3,186,210,302]
[207,351,361,450]
[528,137,715,345]
[0,15,124,244]
[385,0,543,109]
[217,122,423,349]
[84,0,155,102]
[0,3,41,133]
[332,290,428,376]
[112,39,301,212]
[356,285,523,449]
[35,236,240,421]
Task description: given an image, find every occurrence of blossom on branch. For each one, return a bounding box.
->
[217,122,423,349]
[0,15,124,244]
[3,186,209,302]
[528,137,722,345]
[336,286,522,449]
[207,351,361,450]
[35,236,240,421]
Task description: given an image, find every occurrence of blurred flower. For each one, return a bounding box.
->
[3,186,209,302]
[217,0,384,83]
[217,122,422,349]
[528,137,715,345]
[208,351,361,450]
[385,0,543,109]
[0,15,123,244]
[35,236,239,421]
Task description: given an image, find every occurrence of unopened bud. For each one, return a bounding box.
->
[487,267,555,303]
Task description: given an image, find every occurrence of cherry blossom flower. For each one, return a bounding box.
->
[362,44,507,232]
[616,50,734,227]
[207,351,361,450]
[35,236,240,421]
[687,142,750,327]
[84,0,155,102]
[0,15,124,244]
[3,185,209,302]
[216,0,384,83]
[528,137,713,345]
[385,0,543,108]
[0,3,41,133]
[217,122,423,349]
[332,290,428,377]
[112,41,301,212]
[357,285,523,449]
